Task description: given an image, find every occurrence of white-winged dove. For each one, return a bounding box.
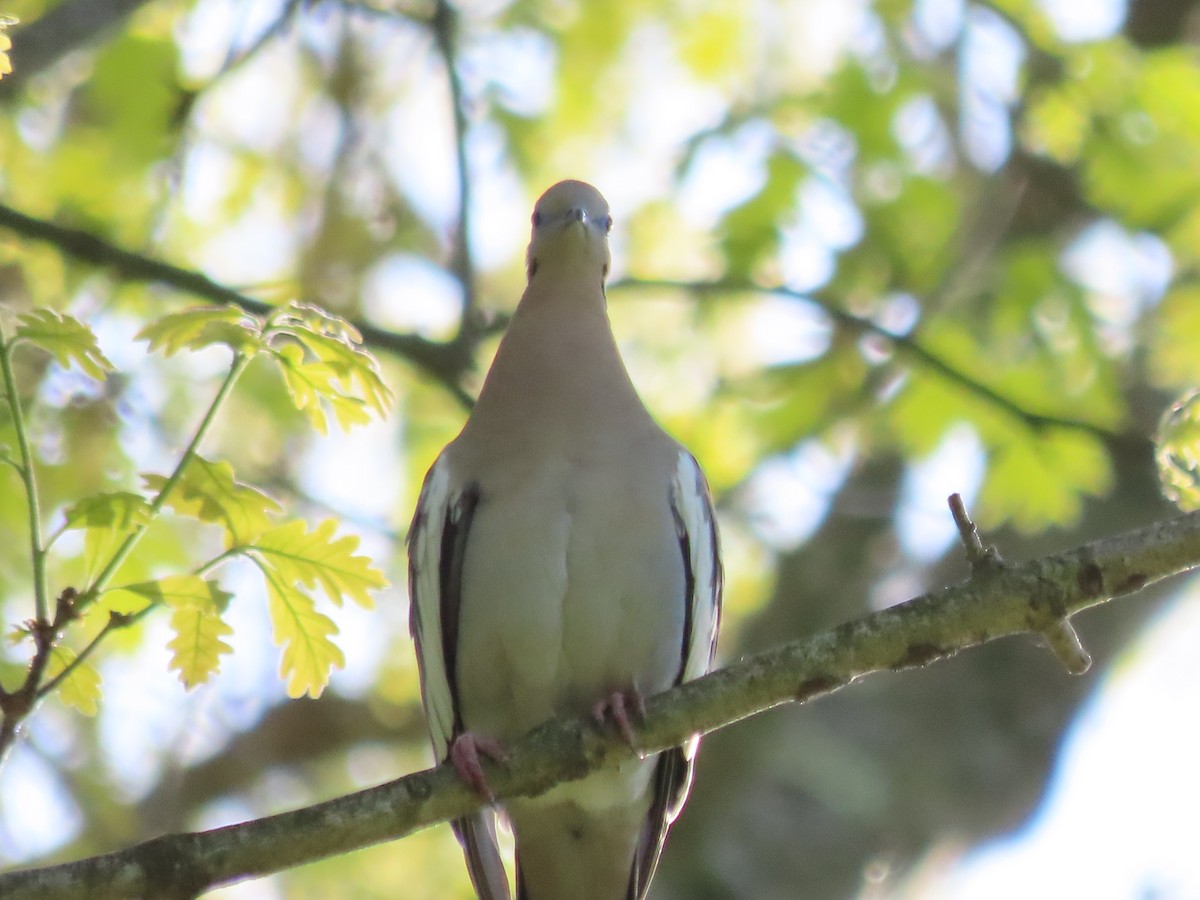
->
[408,180,722,900]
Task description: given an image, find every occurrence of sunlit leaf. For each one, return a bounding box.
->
[143,455,280,547]
[0,19,14,81]
[257,561,344,699]
[291,328,393,417]
[14,310,114,381]
[137,306,262,357]
[61,491,151,581]
[246,518,385,610]
[275,303,364,346]
[45,646,102,715]
[114,575,236,688]
[62,491,151,532]
[94,587,154,616]
[267,306,393,433]
[273,343,373,434]
[116,573,234,610]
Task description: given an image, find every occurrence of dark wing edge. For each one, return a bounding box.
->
[628,450,724,899]
[408,460,510,900]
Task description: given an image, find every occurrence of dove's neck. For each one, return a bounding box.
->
[461,267,656,454]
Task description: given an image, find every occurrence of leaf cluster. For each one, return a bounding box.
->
[0,303,392,742]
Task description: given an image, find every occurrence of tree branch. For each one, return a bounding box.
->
[612,277,1119,439]
[3,503,1198,899]
[0,200,476,407]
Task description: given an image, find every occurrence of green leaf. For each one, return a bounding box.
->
[14,310,114,381]
[239,518,384,697]
[63,491,151,531]
[977,429,1113,532]
[137,306,262,357]
[0,21,13,83]
[117,575,235,689]
[116,573,234,610]
[166,602,234,689]
[274,344,372,434]
[291,329,393,419]
[258,561,344,699]
[247,519,386,609]
[45,646,102,715]
[268,305,394,433]
[62,491,152,580]
[143,455,281,547]
[1156,389,1200,511]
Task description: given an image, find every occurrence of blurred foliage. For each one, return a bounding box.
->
[0,0,1198,897]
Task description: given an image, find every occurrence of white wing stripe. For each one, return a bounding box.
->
[670,451,722,685]
[409,458,457,759]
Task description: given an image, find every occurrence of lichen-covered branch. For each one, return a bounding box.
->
[3,505,1198,899]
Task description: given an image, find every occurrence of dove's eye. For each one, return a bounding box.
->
[604,215,613,234]
[532,211,543,228]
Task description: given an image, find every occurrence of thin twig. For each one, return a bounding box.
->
[77,354,251,610]
[0,333,49,624]
[948,492,1003,572]
[35,607,145,700]
[0,588,77,766]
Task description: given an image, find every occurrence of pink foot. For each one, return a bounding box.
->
[592,688,646,748]
[448,732,508,802]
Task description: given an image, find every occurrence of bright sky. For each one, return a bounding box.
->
[4,0,1197,898]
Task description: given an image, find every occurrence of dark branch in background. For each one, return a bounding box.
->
[611,278,1120,439]
[1121,0,1200,48]
[3,500,1199,899]
[0,0,154,98]
[0,195,1119,434]
[429,0,482,340]
[0,201,476,407]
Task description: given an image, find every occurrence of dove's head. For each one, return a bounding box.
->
[526,180,612,283]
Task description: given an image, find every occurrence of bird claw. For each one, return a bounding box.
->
[448,732,508,803]
[592,688,646,749]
